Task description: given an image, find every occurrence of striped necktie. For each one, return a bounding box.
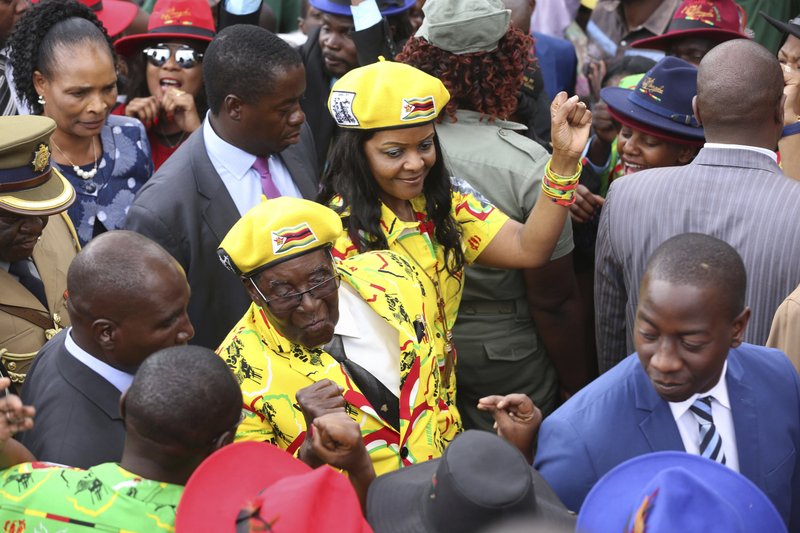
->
[689,396,726,465]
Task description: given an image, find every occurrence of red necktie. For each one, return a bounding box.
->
[252,157,281,199]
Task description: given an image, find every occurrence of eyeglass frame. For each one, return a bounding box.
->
[142,43,205,69]
[248,273,341,314]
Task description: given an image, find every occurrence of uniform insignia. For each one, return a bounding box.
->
[330,91,359,126]
[271,222,318,255]
[31,143,50,172]
[401,96,436,121]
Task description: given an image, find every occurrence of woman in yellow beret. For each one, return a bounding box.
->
[318,59,591,411]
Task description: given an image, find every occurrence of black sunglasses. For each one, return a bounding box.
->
[143,43,204,69]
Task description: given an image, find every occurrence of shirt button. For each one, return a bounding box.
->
[400,446,409,459]
[621,40,628,46]
[499,130,507,136]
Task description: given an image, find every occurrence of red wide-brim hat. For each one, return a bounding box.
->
[632,0,749,51]
[114,0,215,56]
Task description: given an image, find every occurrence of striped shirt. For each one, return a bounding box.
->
[0,49,17,116]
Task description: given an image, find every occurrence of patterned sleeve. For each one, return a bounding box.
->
[449,176,510,264]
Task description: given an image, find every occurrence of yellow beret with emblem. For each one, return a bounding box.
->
[328,58,451,130]
[218,197,343,277]
[0,115,75,216]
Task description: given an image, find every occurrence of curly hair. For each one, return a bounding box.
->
[396,28,533,122]
[318,129,466,276]
[7,0,115,116]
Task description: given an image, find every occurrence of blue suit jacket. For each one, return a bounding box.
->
[534,344,800,531]
[532,32,577,101]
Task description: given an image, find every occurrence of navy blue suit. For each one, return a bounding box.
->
[534,344,800,531]
[533,32,577,101]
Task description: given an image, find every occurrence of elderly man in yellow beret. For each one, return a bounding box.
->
[216,197,459,476]
[0,115,79,391]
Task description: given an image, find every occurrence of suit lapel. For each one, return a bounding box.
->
[56,344,123,421]
[727,351,760,483]
[0,268,47,311]
[190,128,242,243]
[633,359,685,452]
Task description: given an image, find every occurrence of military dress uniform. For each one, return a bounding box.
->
[0,115,77,388]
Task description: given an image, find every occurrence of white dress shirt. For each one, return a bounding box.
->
[335,282,400,397]
[704,142,778,163]
[64,328,134,393]
[668,361,739,472]
[203,117,302,216]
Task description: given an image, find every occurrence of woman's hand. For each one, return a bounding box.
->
[161,88,202,133]
[550,92,593,174]
[783,64,800,127]
[124,96,160,129]
[0,378,34,443]
[570,184,605,223]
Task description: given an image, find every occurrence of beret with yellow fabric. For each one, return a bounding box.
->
[218,197,343,277]
[328,58,451,130]
[0,115,75,216]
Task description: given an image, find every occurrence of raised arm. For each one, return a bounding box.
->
[476,92,592,269]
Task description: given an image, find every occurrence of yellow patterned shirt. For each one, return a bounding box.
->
[329,178,510,410]
[0,462,182,532]
[217,250,459,477]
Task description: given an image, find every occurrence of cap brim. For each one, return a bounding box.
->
[97,0,139,37]
[175,442,311,532]
[601,86,705,142]
[577,452,786,532]
[631,27,749,51]
[0,167,76,216]
[114,32,213,57]
[366,459,575,533]
[760,11,800,42]
[309,0,415,16]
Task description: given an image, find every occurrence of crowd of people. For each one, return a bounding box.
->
[0,0,799,531]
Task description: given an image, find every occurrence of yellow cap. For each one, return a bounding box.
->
[581,0,597,9]
[328,58,451,130]
[217,197,343,277]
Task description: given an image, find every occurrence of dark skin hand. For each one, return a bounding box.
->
[311,412,375,514]
[570,184,605,223]
[477,393,542,465]
[295,379,346,467]
[0,377,36,469]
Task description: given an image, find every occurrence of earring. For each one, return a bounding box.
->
[37,94,45,105]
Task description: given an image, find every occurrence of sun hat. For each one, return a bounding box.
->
[415,0,511,55]
[632,0,750,51]
[114,0,215,57]
[600,56,704,145]
[175,441,372,533]
[328,58,450,130]
[0,115,75,216]
[218,197,343,277]
[577,451,787,533]
[309,0,414,17]
[366,430,575,533]
[760,12,800,42]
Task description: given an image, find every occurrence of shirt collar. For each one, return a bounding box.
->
[451,109,528,131]
[203,114,258,180]
[599,0,675,37]
[668,360,730,418]
[703,142,778,163]
[334,283,362,339]
[64,328,135,393]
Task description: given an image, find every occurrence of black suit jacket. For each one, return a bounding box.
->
[125,122,319,348]
[19,330,125,468]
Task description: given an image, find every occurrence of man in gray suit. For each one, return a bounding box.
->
[125,25,319,349]
[595,38,800,373]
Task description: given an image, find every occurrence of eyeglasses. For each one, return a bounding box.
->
[251,274,341,314]
[143,43,204,69]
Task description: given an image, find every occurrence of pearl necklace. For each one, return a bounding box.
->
[51,138,99,180]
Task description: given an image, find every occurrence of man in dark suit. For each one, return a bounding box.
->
[595,38,800,372]
[532,234,800,530]
[19,231,194,468]
[125,25,319,349]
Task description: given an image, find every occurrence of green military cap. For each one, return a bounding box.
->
[0,115,75,216]
[416,0,511,55]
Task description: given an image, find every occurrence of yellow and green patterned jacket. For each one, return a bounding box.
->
[217,250,460,477]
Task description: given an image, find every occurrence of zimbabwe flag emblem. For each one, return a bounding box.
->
[271,222,318,255]
[401,96,436,121]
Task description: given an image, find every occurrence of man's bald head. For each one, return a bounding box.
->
[696,39,784,141]
[66,230,181,322]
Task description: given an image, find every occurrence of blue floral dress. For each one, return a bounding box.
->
[53,115,153,245]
